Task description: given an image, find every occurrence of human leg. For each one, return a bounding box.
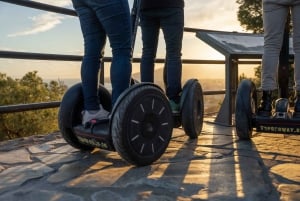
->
[140,10,160,83]
[259,2,289,114]
[161,8,184,103]
[72,1,110,125]
[92,0,132,105]
[72,1,107,112]
[262,2,289,90]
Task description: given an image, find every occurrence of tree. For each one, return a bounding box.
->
[0,71,67,141]
[236,0,263,33]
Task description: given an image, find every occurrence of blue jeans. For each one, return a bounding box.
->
[72,0,132,109]
[140,8,184,102]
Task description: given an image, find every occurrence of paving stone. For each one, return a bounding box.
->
[47,160,104,183]
[278,184,300,201]
[270,163,300,183]
[0,163,53,193]
[34,153,82,165]
[45,138,68,146]
[91,190,125,201]
[0,190,83,201]
[66,166,132,188]
[0,149,32,164]
[28,143,54,153]
[50,144,80,154]
[0,120,299,201]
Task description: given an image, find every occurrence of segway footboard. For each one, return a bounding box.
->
[73,121,115,151]
[254,117,300,134]
[58,83,112,151]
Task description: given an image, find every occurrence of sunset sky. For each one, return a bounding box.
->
[0,0,250,80]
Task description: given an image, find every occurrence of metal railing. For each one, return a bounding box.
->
[0,0,261,114]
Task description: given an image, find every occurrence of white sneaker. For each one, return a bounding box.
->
[82,104,109,126]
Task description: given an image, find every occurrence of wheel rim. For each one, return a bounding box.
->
[127,96,172,156]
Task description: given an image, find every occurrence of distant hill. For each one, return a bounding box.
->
[130,67,225,91]
[58,67,225,91]
[55,67,224,114]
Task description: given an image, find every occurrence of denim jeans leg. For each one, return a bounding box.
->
[72,1,107,111]
[140,13,160,83]
[96,1,132,105]
[161,8,184,101]
[73,0,132,107]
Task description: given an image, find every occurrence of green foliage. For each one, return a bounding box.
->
[236,0,263,33]
[0,71,67,141]
[239,65,261,87]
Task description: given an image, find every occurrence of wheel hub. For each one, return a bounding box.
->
[141,113,158,139]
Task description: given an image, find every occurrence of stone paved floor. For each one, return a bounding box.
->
[0,119,299,201]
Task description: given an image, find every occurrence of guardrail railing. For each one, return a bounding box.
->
[0,0,261,114]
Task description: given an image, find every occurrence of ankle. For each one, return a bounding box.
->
[258,90,274,116]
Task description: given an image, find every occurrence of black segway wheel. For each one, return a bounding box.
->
[235,79,257,140]
[181,79,204,139]
[111,83,173,166]
[58,83,112,150]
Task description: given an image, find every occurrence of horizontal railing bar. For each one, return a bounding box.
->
[0,102,61,114]
[0,90,226,114]
[0,50,227,64]
[0,51,82,61]
[1,51,263,65]
[0,0,77,16]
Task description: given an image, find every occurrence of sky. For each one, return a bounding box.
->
[0,0,250,81]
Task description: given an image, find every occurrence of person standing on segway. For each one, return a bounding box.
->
[259,0,300,116]
[139,0,184,113]
[71,0,132,127]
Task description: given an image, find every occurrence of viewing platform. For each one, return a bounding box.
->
[0,1,299,200]
[0,118,299,201]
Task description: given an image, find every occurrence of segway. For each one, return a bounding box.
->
[58,0,173,166]
[235,19,299,140]
[163,65,204,139]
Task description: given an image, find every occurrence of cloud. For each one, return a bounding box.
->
[7,0,73,37]
[184,0,243,31]
[36,0,72,8]
[8,12,65,37]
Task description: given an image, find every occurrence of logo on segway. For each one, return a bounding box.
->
[77,136,109,149]
[258,126,300,134]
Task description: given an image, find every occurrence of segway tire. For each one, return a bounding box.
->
[181,79,204,139]
[111,83,173,166]
[235,79,257,140]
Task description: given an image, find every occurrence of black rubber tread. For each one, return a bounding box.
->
[181,80,204,139]
[235,79,257,140]
[58,83,111,150]
[111,83,173,166]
